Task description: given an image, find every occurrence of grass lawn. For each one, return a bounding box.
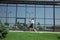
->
[0,32,60,40]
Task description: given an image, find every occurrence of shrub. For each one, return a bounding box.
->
[0,20,8,39]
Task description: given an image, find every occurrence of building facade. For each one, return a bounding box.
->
[0,0,60,31]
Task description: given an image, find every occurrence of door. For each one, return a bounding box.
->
[17,18,26,25]
[16,18,26,30]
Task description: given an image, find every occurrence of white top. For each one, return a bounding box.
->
[30,19,34,24]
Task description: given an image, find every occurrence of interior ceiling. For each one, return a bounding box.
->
[0,0,60,5]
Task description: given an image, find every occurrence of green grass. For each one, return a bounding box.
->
[1,32,60,40]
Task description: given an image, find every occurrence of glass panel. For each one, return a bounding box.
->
[36,5,44,7]
[36,24,44,31]
[8,4,16,6]
[7,7,16,17]
[22,0,44,1]
[8,23,15,30]
[26,7,35,18]
[45,19,53,24]
[26,19,30,24]
[45,25,53,31]
[7,18,15,23]
[55,20,60,25]
[45,0,53,1]
[9,23,15,27]
[17,7,25,17]
[36,24,44,27]
[45,5,53,7]
[36,0,44,1]
[36,0,53,1]
[55,20,60,32]
[27,4,35,7]
[17,4,25,6]
[36,19,44,24]
[0,18,6,23]
[55,6,60,7]
[17,19,24,23]
[26,19,30,27]
[36,8,44,18]
[55,0,60,1]
[45,25,53,27]
[0,6,6,17]
[0,4,7,6]
[45,8,53,18]
[55,8,60,18]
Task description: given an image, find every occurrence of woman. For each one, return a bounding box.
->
[29,18,34,31]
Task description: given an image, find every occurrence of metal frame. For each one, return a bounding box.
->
[0,1,60,5]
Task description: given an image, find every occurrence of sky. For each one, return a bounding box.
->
[0,4,60,27]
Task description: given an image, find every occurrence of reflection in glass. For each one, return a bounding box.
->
[26,19,30,27]
[7,18,15,23]
[45,0,53,1]
[55,20,60,32]
[45,19,53,24]
[45,8,53,18]
[36,0,44,1]
[7,7,16,17]
[55,8,60,18]
[17,19,25,23]
[55,6,60,7]
[55,0,60,1]
[17,7,25,17]
[36,19,44,24]
[45,25,53,31]
[9,24,15,27]
[55,20,60,25]
[36,0,53,1]
[8,23,15,30]
[8,4,16,6]
[45,5,53,7]
[0,3,60,31]
[0,6,6,17]
[45,25,53,27]
[36,8,44,18]
[0,4,7,6]
[26,7,35,18]
[27,4,35,7]
[36,24,44,31]
[17,4,25,6]
[26,19,30,24]
[0,18,6,23]
[36,5,44,7]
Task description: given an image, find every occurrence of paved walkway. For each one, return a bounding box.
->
[9,30,60,34]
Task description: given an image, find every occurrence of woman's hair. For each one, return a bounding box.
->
[31,18,34,20]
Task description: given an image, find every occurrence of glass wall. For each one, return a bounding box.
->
[55,6,60,31]
[0,4,60,31]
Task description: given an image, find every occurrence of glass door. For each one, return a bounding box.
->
[16,18,26,30]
